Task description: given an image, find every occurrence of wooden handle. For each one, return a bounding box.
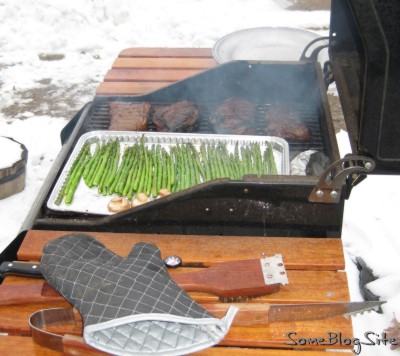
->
[173,259,280,297]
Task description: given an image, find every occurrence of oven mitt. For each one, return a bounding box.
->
[40,233,237,356]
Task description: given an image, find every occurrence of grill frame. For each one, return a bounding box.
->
[24,60,345,238]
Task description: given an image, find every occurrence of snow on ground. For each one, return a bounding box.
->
[0,1,399,354]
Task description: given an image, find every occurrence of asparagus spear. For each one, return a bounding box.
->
[92,141,114,187]
[200,143,211,182]
[108,146,130,194]
[189,143,205,182]
[117,146,136,193]
[83,141,100,181]
[145,146,153,196]
[123,145,139,197]
[65,149,91,204]
[104,141,120,189]
[64,144,91,194]
[86,143,107,187]
[151,145,159,197]
[161,147,168,190]
[267,142,278,175]
[98,148,113,195]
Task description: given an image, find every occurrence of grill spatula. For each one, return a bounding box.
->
[0,254,288,301]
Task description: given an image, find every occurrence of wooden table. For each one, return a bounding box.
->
[0,48,353,355]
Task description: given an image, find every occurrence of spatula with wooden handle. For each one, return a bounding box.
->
[0,255,288,301]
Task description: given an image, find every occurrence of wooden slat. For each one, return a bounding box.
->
[0,303,352,351]
[104,68,205,82]
[118,47,213,58]
[0,336,349,356]
[1,269,349,305]
[96,81,169,95]
[112,57,218,69]
[0,336,62,355]
[222,319,353,349]
[18,230,345,271]
[96,48,217,96]
[197,348,350,356]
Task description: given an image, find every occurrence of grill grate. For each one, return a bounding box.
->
[84,99,327,159]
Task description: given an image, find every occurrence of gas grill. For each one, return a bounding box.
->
[8,0,400,248]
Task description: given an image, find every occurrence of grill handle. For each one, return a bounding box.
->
[308,155,375,203]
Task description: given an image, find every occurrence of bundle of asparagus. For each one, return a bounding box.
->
[57,136,278,205]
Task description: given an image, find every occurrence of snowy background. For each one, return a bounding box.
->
[0,0,399,354]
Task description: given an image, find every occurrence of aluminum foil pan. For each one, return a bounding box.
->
[47,131,289,215]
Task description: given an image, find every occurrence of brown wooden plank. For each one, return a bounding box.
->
[197,348,349,355]
[0,302,352,350]
[104,68,205,82]
[221,319,353,350]
[19,231,345,270]
[96,81,170,95]
[174,269,349,304]
[1,268,349,305]
[0,336,349,356]
[118,47,213,58]
[0,336,62,355]
[112,57,217,69]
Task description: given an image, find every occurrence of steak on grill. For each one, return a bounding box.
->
[210,98,256,135]
[152,101,199,132]
[108,102,151,131]
[264,104,310,141]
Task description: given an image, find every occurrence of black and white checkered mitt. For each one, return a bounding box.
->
[40,234,237,356]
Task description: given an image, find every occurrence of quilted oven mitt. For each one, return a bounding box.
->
[40,233,237,356]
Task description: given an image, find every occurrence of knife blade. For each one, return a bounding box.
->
[265,300,386,322]
[203,301,385,324]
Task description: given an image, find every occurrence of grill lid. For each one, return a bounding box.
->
[329,0,400,174]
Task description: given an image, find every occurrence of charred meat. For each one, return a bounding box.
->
[264,104,310,141]
[108,102,151,131]
[152,101,199,132]
[211,98,256,135]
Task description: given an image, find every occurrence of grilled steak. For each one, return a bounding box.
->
[211,98,256,135]
[108,102,151,131]
[264,104,310,141]
[152,101,199,132]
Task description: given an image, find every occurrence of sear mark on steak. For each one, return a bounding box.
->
[264,103,310,141]
[210,98,257,135]
[152,101,199,132]
[108,102,151,131]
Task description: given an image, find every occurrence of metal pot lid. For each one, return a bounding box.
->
[213,27,328,65]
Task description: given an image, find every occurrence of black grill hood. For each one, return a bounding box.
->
[329,0,400,174]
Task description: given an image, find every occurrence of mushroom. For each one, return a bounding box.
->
[132,192,150,207]
[159,188,171,197]
[107,196,131,213]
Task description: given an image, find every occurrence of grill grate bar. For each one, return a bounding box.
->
[84,100,327,156]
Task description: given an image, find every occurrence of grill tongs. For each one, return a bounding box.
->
[29,301,385,353]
